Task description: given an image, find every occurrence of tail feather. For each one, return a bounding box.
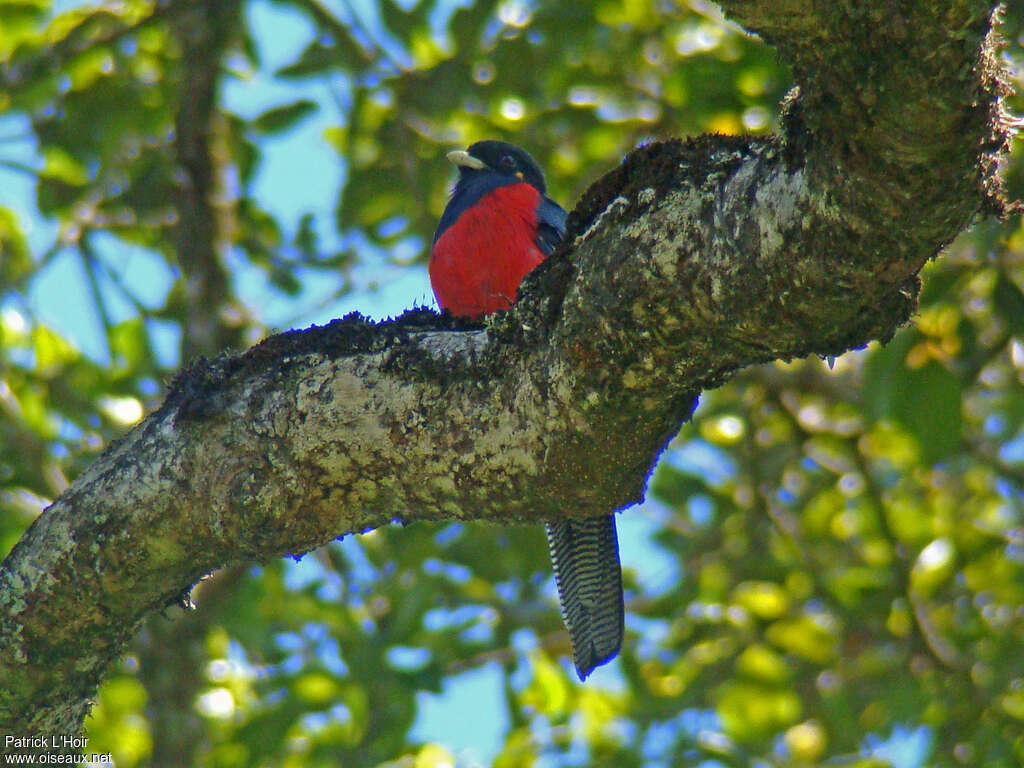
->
[545,515,624,680]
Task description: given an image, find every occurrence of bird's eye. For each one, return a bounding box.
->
[501,155,516,169]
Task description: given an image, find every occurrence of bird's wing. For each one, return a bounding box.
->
[535,195,568,256]
[545,515,624,680]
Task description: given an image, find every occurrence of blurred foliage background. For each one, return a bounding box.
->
[1,0,1023,766]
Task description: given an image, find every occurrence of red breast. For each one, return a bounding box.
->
[429,183,545,319]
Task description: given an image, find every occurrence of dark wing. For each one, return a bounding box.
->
[545,515,624,680]
[534,195,568,256]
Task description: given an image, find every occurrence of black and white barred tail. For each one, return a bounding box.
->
[545,515,624,680]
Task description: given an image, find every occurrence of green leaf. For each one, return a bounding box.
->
[33,323,79,374]
[0,2,47,59]
[294,212,319,261]
[863,334,963,464]
[251,99,319,134]
[715,679,802,742]
[765,615,837,664]
[276,35,371,78]
[0,207,31,283]
[649,463,714,508]
[993,272,1024,335]
[109,318,148,374]
[41,145,89,186]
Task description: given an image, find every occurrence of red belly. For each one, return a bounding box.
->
[429,184,546,319]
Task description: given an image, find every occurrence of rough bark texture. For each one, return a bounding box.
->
[0,0,1009,740]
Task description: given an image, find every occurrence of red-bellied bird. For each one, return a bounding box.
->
[429,140,624,680]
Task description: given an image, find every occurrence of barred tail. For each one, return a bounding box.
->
[545,515,624,680]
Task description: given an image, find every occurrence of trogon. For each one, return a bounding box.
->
[429,140,624,680]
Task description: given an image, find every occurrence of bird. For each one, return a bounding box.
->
[429,140,624,680]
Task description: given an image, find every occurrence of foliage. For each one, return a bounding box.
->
[0,0,1021,765]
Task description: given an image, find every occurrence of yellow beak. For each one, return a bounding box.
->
[446,150,487,170]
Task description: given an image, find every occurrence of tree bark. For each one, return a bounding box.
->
[0,0,1008,740]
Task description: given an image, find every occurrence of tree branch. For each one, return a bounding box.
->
[0,0,1009,739]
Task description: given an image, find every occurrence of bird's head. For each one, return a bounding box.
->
[446,140,547,194]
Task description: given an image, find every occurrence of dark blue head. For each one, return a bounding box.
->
[434,140,566,250]
[447,140,548,194]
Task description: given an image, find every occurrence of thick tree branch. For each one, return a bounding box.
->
[0,0,1008,739]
